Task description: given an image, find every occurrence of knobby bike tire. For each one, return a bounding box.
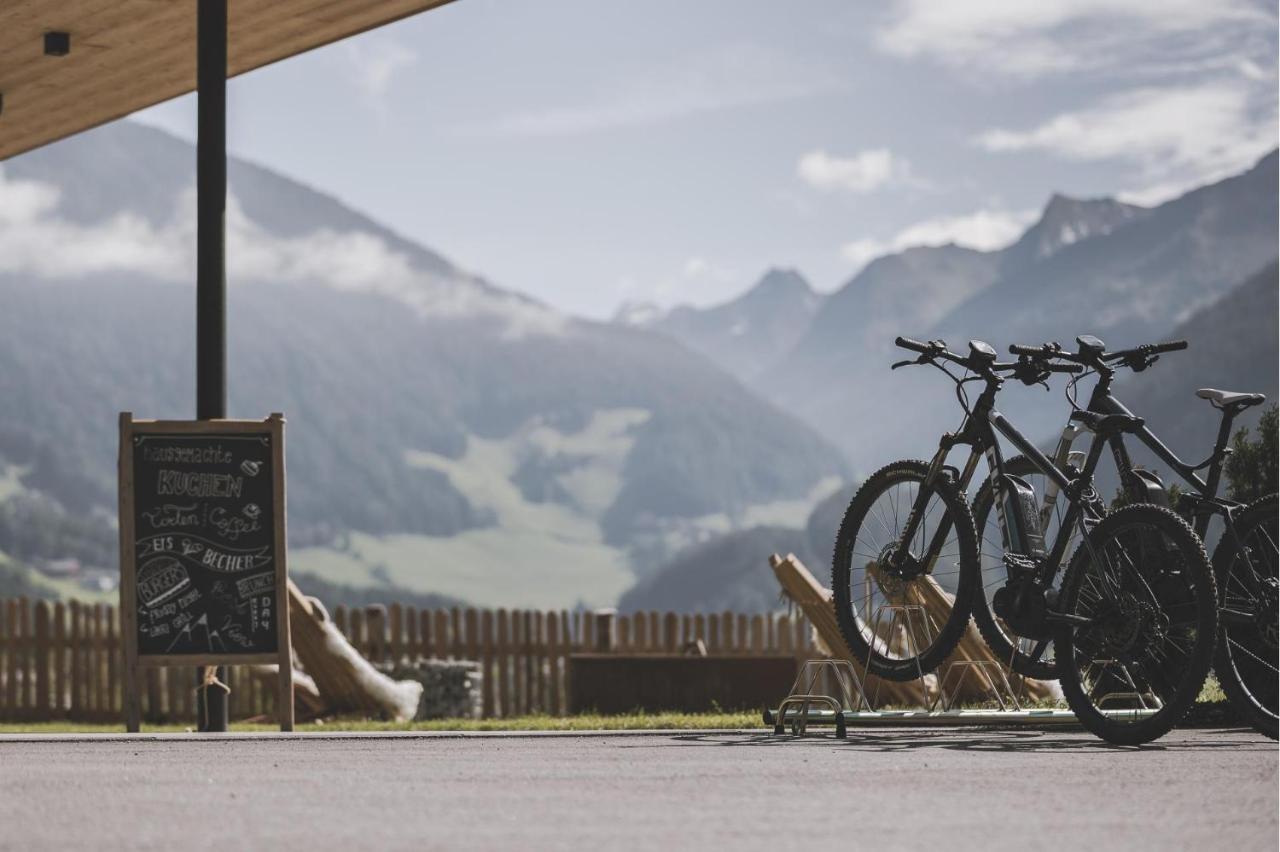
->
[1212,493,1278,740]
[1054,504,1217,745]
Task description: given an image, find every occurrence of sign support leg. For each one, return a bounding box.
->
[119,412,142,733]
[195,0,230,734]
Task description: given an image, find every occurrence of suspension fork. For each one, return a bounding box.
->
[890,437,983,574]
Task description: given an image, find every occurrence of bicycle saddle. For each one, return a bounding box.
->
[1196,388,1266,409]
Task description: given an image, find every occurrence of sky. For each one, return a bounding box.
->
[131,0,1280,320]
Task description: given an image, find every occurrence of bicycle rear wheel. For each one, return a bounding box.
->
[1055,504,1217,745]
[832,460,979,682]
[1213,493,1278,740]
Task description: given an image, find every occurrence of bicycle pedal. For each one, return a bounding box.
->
[1002,553,1039,575]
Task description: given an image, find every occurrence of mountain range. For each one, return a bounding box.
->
[616,268,824,385]
[630,152,1279,474]
[0,121,844,608]
[1,120,1274,613]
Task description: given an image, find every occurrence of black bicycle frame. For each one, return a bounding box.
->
[899,374,1108,591]
[1084,367,1242,540]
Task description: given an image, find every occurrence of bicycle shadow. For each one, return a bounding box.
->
[629,726,1277,754]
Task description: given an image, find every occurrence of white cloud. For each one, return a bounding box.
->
[476,44,839,137]
[877,0,1274,78]
[797,148,913,194]
[976,82,1278,190]
[0,168,189,278]
[894,209,1038,250]
[0,170,564,339]
[840,238,893,270]
[343,38,417,121]
[345,40,416,98]
[841,207,1037,270]
[0,168,60,224]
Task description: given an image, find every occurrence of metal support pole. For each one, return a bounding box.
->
[195,0,229,733]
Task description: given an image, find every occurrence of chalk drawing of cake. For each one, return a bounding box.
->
[137,556,191,609]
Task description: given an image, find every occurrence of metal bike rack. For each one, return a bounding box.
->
[1088,659,1164,711]
[865,603,936,708]
[932,659,1022,712]
[773,659,872,738]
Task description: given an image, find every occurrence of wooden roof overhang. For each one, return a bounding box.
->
[0,0,457,161]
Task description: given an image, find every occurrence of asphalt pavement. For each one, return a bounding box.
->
[0,727,1274,851]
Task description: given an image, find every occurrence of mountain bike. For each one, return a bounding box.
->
[832,336,1218,744]
[976,335,1276,739]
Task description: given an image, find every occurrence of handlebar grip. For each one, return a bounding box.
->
[1008,343,1050,357]
[1151,340,1188,355]
[895,336,931,354]
[1046,362,1084,374]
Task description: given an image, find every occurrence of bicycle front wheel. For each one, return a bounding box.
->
[1213,493,1278,740]
[832,460,979,681]
[1055,504,1217,745]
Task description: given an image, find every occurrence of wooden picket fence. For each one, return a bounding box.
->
[0,597,816,723]
[0,598,281,724]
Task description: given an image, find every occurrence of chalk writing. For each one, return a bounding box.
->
[129,431,279,657]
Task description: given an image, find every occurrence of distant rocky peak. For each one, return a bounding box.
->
[752,267,812,296]
[613,300,666,327]
[1011,193,1147,265]
[733,267,820,313]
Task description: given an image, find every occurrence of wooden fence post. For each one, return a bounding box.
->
[511,611,526,716]
[34,602,51,721]
[53,602,67,719]
[495,609,510,717]
[20,599,33,711]
[389,603,403,664]
[545,611,561,717]
[558,609,571,715]
[631,612,647,651]
[2,599,17,718]
[0,601,8,722]
[106,606,120,718]
[365,605,387,664]
[592,608,616,653]
[418,609,432,659]
[404,605,419,660]
[480,609,494,718]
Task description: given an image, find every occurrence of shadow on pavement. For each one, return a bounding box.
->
[637,727,1277,754]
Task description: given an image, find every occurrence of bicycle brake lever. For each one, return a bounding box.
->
[1128,353,1158,372]
[892,353,934,370]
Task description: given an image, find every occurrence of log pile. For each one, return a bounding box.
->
[285,580,422,721]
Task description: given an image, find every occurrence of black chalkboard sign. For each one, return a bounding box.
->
[118,413,292,731]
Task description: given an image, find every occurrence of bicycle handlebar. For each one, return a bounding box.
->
[1008,339,1187,372]
[894,336,934,355]
[1008,343,1053,358]
[895,337,1081,381]
[1105,340,1187,362]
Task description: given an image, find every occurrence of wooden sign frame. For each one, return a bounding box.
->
[118,413,293,732]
